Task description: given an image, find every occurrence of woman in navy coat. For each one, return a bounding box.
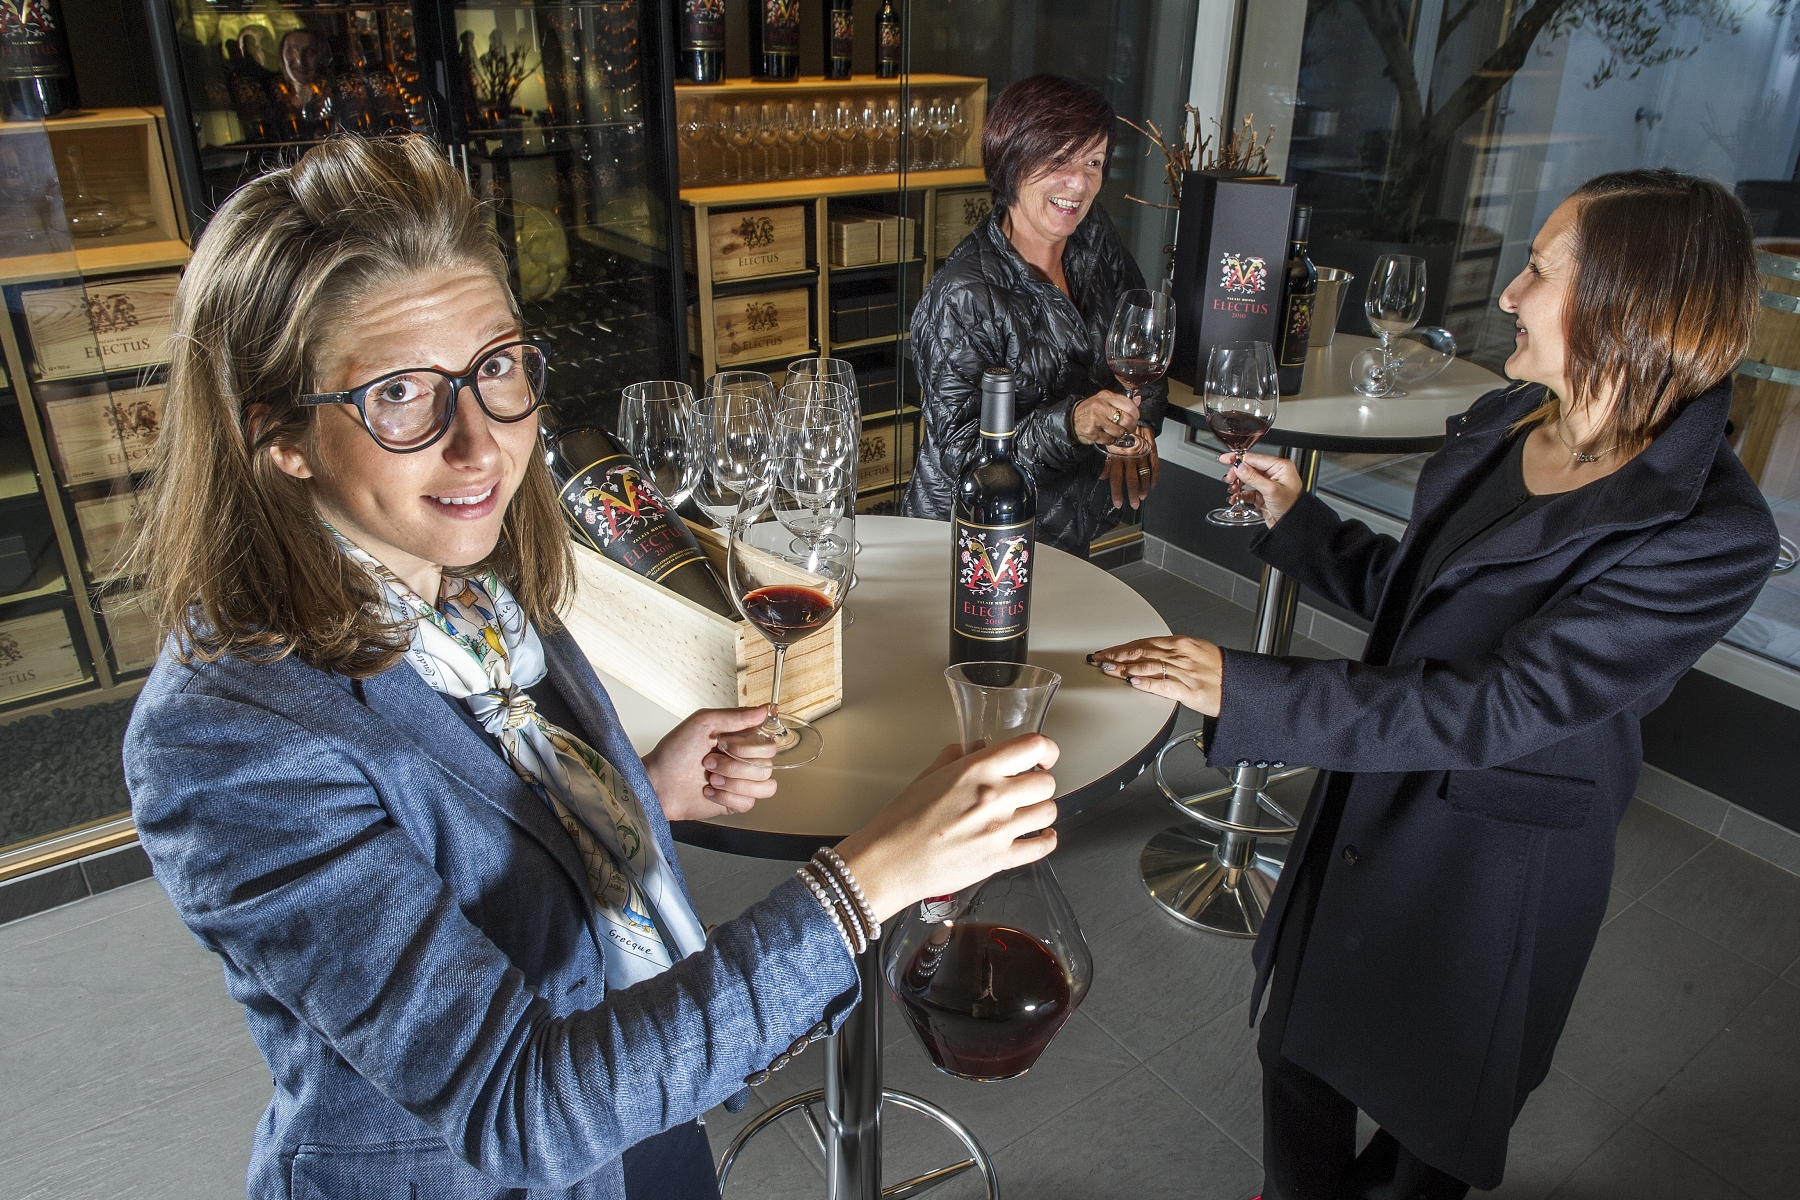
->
[1094,170,1780,1197]
[122,136,1063,1200]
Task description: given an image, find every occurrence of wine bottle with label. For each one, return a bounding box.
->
[876,0,900,79]
[0,0,76,122]
[950,369,1037,666]
[748,0,801,82]
[547,427,737,618]
[1276,204,1318,396]
[824,0,853,80]
[678,0,725,85]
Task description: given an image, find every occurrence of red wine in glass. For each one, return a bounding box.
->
[1205,410,1272,453]
[891,921,1074,1080]
[1104,289,1176,452]
[739,584,835,645]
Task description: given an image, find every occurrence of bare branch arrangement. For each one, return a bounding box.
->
[1119,108,1276,210]
[475,30,539,114]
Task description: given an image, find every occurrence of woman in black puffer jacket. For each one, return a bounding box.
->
[902,74,1166,557]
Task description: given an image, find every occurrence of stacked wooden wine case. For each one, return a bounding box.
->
[677,74,988,515]
[0,109,190,724]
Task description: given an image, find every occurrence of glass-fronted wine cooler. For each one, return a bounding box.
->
[146,0,688,434]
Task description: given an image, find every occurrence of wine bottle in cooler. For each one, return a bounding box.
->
[748,0,800,82]
[876,0,900,79]
[950,369,1037,666]
[547,427,738,618]
[823,0,853,80]
[677,0,725,85]
[1276,205,1318,396]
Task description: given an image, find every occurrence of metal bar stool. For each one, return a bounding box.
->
[1139,446,1321,938]
[717,941,1001,1200]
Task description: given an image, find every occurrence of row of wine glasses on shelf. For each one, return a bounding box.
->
[618,360,862,768]
[677,97,972,186]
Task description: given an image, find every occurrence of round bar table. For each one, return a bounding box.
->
[1146,335,1508,937]
[588,515,1177,1200]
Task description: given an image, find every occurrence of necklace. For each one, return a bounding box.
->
[1552,420,1617,464]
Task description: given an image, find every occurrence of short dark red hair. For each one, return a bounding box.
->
[981,75,1116,212]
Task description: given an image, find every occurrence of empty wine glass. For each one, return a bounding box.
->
[1202,341,1279,527]
[779,101,807,180]
[774,381,856,549]
[875,100,901,172]
[694,385,774,529]
[832,101,859,175]
[945,99,969,168]
[806,101,835,177]
[1358,254,1428,398]
[753,102,781,181]
[723,488,853,769]
[928,101,951,169]
[677,101,711,186]
[856,102,878,173]
[1348,326,1458,397]
[908,101,931,169]
[618,381,699,506]
[1104,289,1176,452]
[727,104,757,183]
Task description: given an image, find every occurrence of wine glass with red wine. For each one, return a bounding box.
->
[1103,289,1176,452]
[1203,341,1279,527]
[721,498,851,769]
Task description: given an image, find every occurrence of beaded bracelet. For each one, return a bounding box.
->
[816,848,880,941]
[796,864,860,955]
[809,855,863,942]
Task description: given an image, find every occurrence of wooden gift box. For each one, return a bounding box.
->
[73,491,144,581]
[560,524,842,722]
[934,188,992,259]
[705,287,812,368]
[99,590,160,673]
[0,609,88,703]
[828,215,883,267]
[21,273,179,382]
[42,382,165,487]
[687,205,808,282]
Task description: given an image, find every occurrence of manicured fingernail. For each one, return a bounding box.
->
[1085,653,1097,664]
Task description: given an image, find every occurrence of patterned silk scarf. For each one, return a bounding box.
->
[328,526,707,990]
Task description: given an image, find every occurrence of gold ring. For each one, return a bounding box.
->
[1136,465,1150,476]
[1109,411,1122,425]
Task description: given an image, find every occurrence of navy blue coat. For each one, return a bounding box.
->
[1206,379,1777,1187]
[124,628,860,1199]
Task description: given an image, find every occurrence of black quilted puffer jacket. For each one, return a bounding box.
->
[901,204,1167,555]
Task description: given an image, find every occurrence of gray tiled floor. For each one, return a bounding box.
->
[3,565,1798,1200]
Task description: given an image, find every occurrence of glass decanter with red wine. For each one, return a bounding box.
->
[1203,340,1279,527]
[884,662,1093,1081]
[1103,289,1175,451]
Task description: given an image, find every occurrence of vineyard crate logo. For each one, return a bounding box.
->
[577,464,668,541]
[859,436,888,466]
[83,293,140,336]
[106,395,160,442]
[962,196,992,226]
[957,529,1031,597]
[0,632,20,667]
[744,300,779,332]
[733,214,778,251]
[1218,252,1268,297]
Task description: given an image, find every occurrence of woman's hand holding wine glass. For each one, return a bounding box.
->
[1104,288,1175,453]
[1203,340,1279,527]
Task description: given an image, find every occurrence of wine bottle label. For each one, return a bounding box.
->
[878,20,900,64]
[829,9,853,59]
[1280,292,1314,368]
[683,0,726,51]
[0,0,70,81]
[762,0,801,56]
[952,518,1035,642]
[560,459,708,585]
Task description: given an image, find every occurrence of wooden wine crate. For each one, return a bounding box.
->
[934,188,993,259]
[100,590,160,673]
[829,215,882,267]
[856,413,918,493]
[42,382,165,486]
[690,205,808,282]
[560,524,843,722]
[0,609,89,703]
[73,491,144,581]
[710,287,812,368]
[20,273,179,382]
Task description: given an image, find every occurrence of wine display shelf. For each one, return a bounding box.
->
[0,111,193,731]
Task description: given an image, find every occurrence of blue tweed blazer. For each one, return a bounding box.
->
[124,627,860,1199]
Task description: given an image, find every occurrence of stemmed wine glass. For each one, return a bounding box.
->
[779,102,807,180]
[832,101,860,175]
[806,102,834,177]
[693,382,775,530]
[1202,341,1279,527]
[945,100,969,168]
[723,482,853,769]
[618,381,699,506]
[774,380,855,545]
[908,102,931,169]
[1357,253,1428,398]
[928,101,952,169]
[1104,289,1176,452]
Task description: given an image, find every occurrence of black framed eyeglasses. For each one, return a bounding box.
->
[297,340,549,453]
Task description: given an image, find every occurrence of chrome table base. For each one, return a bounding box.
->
[716,938,1000,1200]
[1139,445,1320,939]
